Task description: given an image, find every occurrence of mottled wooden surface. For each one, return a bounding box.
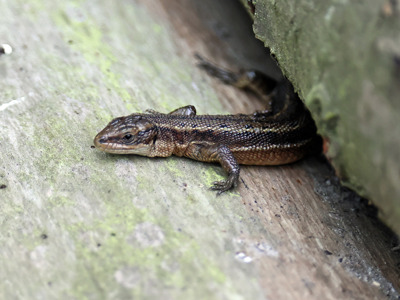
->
[0,0,399,299]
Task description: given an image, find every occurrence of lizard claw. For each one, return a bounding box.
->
[210,174,238,195]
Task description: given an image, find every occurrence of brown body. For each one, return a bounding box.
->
[94,57,322,193]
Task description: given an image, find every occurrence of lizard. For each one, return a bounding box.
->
[93,56,322,194]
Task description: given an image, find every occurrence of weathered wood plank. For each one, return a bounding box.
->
[0,0,399,299]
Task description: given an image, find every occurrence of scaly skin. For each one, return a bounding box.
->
[94,57,322,193]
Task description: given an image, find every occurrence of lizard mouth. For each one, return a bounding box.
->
[93,133,152,155]
[93,133,118,153]
[94,138,133,154]
[93,135,122,153]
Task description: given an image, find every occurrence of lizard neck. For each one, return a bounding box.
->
[149,117,189,158]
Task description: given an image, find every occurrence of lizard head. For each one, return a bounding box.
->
[94,115,158,156]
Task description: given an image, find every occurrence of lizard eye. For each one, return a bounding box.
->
[123,134,133,141]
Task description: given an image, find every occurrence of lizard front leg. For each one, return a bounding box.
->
[168,105,197,116]
[184,142,240,194]
[145,105,197,116]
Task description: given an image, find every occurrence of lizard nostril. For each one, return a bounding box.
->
[99,138,106,144]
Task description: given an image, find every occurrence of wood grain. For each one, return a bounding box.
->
[0,0,399,299]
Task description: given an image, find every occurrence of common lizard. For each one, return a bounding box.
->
[94,56,322,193]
